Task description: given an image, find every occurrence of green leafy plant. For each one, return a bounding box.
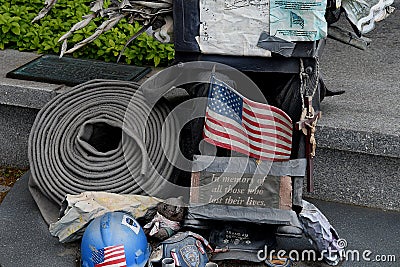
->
[0,0,174,66]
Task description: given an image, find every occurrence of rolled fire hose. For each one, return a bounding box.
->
[28,79,179,205]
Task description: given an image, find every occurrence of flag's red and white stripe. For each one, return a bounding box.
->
[204,92,293,161]
[95,245,127,267]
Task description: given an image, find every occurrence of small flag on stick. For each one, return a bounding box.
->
[203,75,293,162]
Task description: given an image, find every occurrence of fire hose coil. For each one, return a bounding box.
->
[28,79,179,206]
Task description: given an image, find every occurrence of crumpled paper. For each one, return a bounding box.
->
[49,192,161,243]
[299,200,344,266]
[342,0,395,34]
[197,0,271,57]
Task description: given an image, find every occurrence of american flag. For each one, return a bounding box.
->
[203,75,293,161]
[290,11,304,29]
[92,245,127,267]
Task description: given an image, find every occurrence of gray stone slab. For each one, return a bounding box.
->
[0,172,79,267]
[0,50,65,167]
[0,104,39,168]
[0,49,63,109]
[316,126,399,158]
[306,147,400,211]
[0,83,57,110]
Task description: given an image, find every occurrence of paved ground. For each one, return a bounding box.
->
[0,173,399,267]
[281,200,400,267]
[0,173,80,267]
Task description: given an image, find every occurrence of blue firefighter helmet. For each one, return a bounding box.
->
[81,211,151,267]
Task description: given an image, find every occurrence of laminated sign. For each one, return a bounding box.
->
[270,0,328,41]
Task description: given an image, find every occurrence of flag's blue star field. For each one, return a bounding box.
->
[208,80,243,124]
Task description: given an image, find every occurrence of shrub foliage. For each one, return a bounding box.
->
[0,0,174,66]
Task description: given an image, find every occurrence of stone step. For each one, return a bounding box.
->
[311,133,399,211]
[307,8,400,211]
[0,50,61,167]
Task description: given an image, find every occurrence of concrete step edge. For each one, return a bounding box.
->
[316,124,399,158]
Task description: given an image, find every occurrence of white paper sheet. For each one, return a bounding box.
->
[197,0,271,57]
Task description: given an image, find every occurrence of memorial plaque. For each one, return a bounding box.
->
[190,171,292,210]
[6,55,151,86]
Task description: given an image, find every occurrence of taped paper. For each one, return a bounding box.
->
[270,0,328,41]
[197,0,272,57]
